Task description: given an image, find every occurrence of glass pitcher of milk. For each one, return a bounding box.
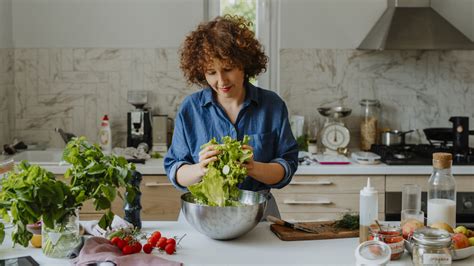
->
[427,153,456,228]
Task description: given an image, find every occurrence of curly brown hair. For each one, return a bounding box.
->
[179,14,268,87]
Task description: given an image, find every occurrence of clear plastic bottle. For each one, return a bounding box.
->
[427,153,456,228]
[99,115,112,154]
[360,177,378,243]
[360,99,380,151]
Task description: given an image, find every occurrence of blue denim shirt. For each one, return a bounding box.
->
[164,83,299,192]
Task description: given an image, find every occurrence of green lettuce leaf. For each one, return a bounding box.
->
[188,136,252,207]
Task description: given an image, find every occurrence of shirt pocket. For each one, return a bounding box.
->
[247,131,277,163]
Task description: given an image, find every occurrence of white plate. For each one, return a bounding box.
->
[314,154,351,164]
[405,240,474,260]
[351,151,381,165]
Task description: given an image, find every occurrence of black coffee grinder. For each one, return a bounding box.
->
[127,91,152,149]
[449,116,472,159]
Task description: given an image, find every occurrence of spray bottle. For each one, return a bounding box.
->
[359,177,378,243]
[99,115,112,154]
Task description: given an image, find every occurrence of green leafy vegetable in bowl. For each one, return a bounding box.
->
[188,136,252,207]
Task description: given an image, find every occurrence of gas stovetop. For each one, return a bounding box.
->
[370,144,474,165]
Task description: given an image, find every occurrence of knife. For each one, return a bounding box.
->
[267,215,319,234]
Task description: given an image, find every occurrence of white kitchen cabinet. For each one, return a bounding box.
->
[58,175,182,221]
[273,175,385,222]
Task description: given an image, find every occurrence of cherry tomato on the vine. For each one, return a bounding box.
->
[166,238,176,246]
[164,243,176,255]
[117,239,126,249]
[111,236,121,246]
[156,237,167,250]
[122,245,133,255]
[143,243,153,254]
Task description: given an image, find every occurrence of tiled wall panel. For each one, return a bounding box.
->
[11,48,474,148]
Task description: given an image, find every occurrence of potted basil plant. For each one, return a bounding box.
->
[0,137,138,258]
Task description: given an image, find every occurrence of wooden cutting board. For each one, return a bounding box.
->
[270,221,359,241]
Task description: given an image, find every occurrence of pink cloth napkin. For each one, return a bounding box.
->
[73,236,182,266]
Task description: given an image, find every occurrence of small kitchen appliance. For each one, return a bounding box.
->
[127,91,153,149]
[450,116,470,159]
[317,107,352,154]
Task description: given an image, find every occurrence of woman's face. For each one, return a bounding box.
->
[204,59,245,100]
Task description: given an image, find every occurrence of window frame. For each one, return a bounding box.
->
[205,0,279,93]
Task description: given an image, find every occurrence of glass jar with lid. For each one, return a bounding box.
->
[359,99,380,151]
[411,227,452,266]
[369,224,404,260]
[355,240,391,266]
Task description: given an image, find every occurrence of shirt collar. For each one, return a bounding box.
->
[200,82,260,107]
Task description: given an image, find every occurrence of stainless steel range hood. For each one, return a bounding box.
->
[358,0,474,50]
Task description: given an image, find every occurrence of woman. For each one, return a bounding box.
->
[164,15,298,218]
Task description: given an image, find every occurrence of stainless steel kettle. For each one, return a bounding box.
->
[380,130,414,146]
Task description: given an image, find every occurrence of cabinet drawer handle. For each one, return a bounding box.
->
[283,199,332,205]
[145,182,173,187]
[290,181,333,185]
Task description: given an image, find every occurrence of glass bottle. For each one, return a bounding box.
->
[427,153,456,228]
[359,99,380,151]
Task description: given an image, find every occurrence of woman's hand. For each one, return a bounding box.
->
[242,145,255,174]
[197,145,220,176]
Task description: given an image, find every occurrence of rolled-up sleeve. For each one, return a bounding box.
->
[268,102,299,189]
[164,110,193,192]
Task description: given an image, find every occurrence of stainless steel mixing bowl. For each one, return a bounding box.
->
[181,190,267,240]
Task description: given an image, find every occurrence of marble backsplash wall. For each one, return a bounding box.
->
[280,49,474,147]
[12,48,196,148]
[9,48,474,148]
[0,49,13,146]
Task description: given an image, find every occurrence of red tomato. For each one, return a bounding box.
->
[111,236,121,246]
[151,231,161,240]
[156,237,167,250]
[122,245,133,255]
[117,239,126,249]
[132,242,142,253]
[143,243,153,254]
[166,238,176,246]
[165,243,176,255]
[147,237,158,246]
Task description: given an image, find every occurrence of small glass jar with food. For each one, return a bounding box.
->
[411,227,452,266]
[355,240,392,266]
[369,224,404,260]
[359,99,380,151]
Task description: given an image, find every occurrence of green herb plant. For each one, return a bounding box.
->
[188,136,252,207]
[296,134,308,151]
[0,136,138,248]
[334,213,360,230]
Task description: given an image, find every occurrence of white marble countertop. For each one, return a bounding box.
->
[3,151,474,176]
[1,221,473,265]
[37,158,474,176]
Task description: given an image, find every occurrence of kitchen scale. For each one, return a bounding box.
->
[317,107,352,155]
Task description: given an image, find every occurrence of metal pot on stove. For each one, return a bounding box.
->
[380,130,414,146]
